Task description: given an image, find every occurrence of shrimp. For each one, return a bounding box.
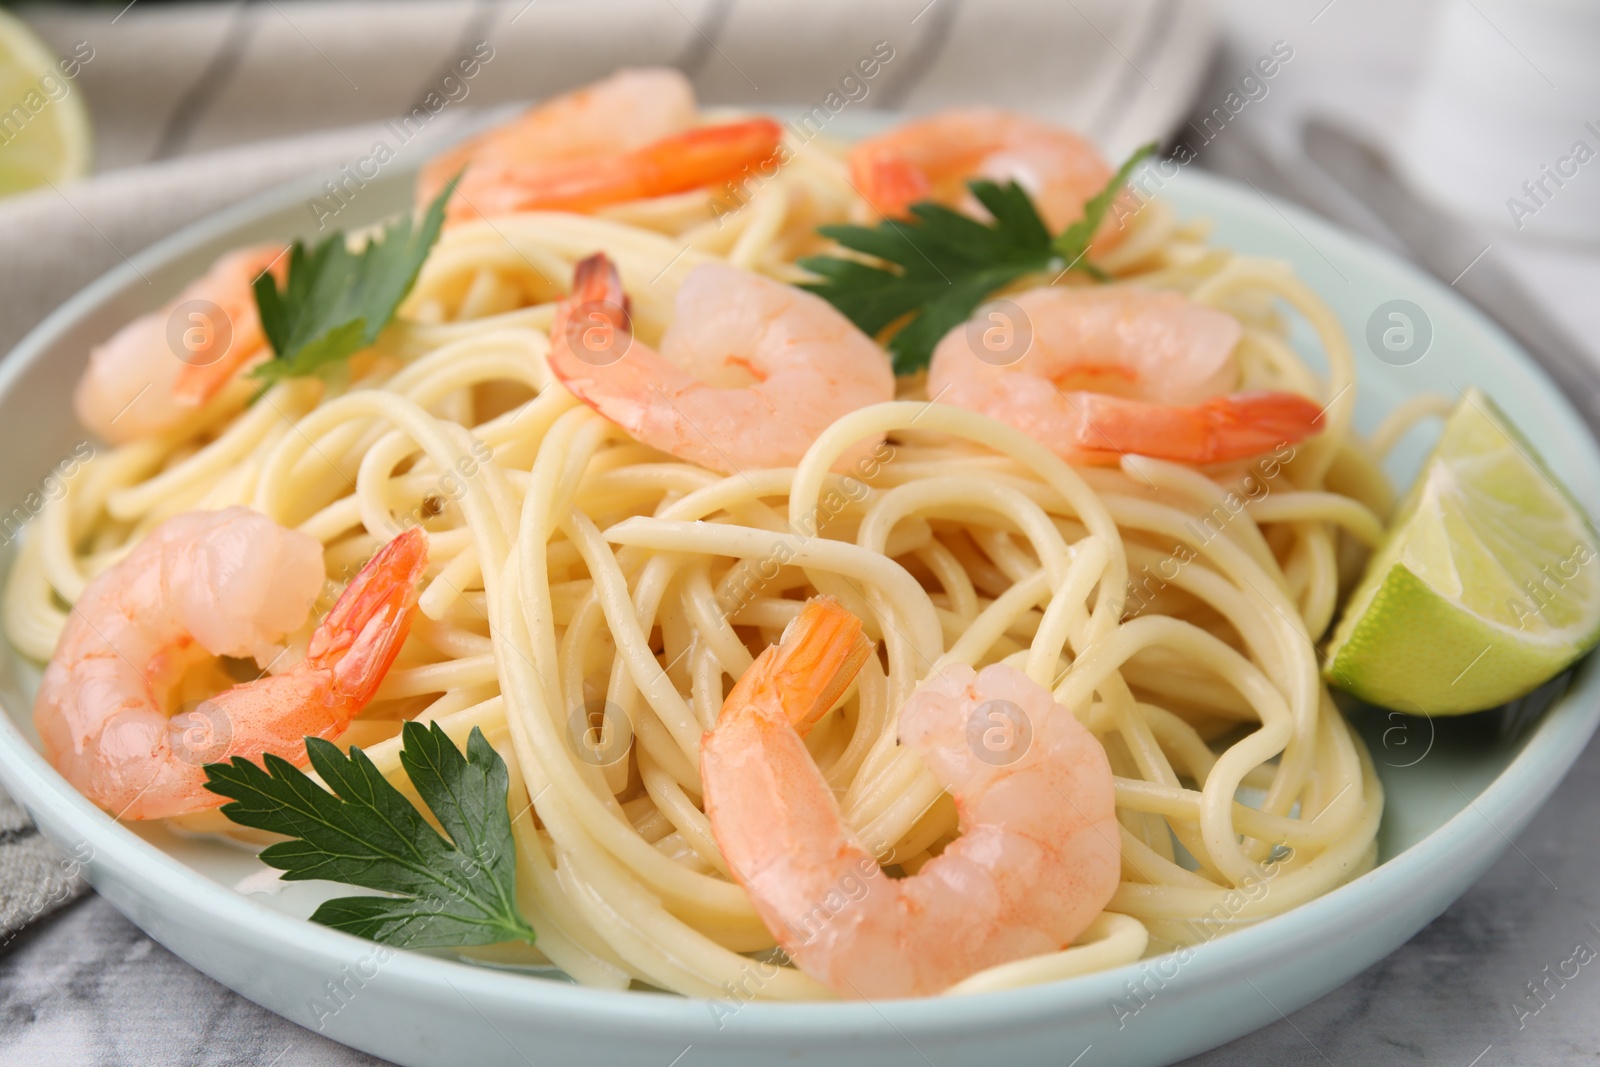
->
[928,285,1324,465]
[701,597,1120,999]
[34,508,428,820]
[547,252,894,472]
[850,108,1120,235]
[75,244,286,445]
[416,68,784,224]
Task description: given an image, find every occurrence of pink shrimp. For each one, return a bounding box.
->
[702,597,1120,999]
[928,285,1324,465]
[75,244,287,445]
[415,68,784,224]
[850,108,1124,238]
[34,509,427,820]
[547,252,894,473]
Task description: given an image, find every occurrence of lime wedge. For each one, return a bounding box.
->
[0,9,91,197]
[1325,388,1600,714]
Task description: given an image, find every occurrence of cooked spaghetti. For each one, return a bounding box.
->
[4,68,1408,1000]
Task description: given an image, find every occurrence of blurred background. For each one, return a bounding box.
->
[1,0,1597,1064]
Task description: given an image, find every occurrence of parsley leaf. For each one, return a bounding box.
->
[203,722,537,949]
[798,143,1154,374]
[251,177,456,385]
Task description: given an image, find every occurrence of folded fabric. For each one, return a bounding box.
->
[22,0,1216,168]
[0,790,86,945]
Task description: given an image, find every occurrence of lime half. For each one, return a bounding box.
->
[0,9,91,197]
[1325,388,1600,714]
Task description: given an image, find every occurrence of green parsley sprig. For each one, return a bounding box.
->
[203,721,536,949]
[798,144,1154,375]
[250,178,456,385]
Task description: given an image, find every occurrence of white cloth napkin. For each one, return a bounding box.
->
[0,0,1219,944]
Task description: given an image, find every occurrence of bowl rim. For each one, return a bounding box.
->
[1,161,1597,1041]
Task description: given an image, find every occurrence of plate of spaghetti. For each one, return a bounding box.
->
[1,68,1597,1067]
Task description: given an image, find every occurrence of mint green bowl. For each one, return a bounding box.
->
[0,140,1595,1066]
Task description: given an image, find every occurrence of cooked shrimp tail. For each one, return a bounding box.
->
[34,512,428,820]
[306,524,430,708]
[702,597,1121,998]
[416,68,700,213]
[853,151,932,220]
[76,245,286,444]
[1058,389,1324,465]
[722,596,873,735]
[1193,391,1325,460]
[626,119,785,202]
[168,246,285,406]
[444,118,784,223]
[566,251,631,327]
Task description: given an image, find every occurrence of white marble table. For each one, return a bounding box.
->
[6,0,1600,1063]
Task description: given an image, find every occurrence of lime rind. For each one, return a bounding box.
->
[1326,562,1584,713]
[1325,388,1600,715]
